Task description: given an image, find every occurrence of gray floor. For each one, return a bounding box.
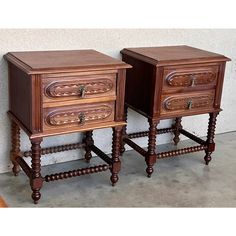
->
[0,132,236,207]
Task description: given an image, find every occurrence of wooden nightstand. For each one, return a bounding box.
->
[121,46,230,177]
[5,50,131,204]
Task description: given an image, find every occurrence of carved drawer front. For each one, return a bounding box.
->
[43,102,115,130]
[163,65,219,92]
[43,73,116,103]
[160,90,215,116]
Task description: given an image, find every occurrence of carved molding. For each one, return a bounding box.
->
[166,70,217,87]
[45,79,114,98]
[45,105,113,126]
[164,94,214,111]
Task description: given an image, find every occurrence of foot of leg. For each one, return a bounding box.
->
[110,173,119,187]
[30,138,43,204]
[32,189,41,204]
[12,164,21,176]
[145,119,159,178]
[204,152,212,165]
[204,112,218,165]
[146,166,154,178]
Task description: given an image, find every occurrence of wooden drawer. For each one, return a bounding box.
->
[160,90,215,117]
[43,73,116,103]
[43,101,115,131]
[162,65,219,93]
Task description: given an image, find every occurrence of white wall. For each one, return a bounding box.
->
[0,29,235,173]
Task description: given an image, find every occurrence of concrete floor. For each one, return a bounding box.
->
[0,132,236,207]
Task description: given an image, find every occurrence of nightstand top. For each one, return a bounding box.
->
[121,45,230,66]
[5,49,131,74]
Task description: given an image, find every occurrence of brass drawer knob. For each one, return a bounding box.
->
[79,85,86,98]
[78,112,85,124]
[190,75,196,87]
[188,100,193,109]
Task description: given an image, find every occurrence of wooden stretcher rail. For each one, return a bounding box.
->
[180,129,206,145]
[157,145,207,159]
[128,127,175,139]
[123,137,147,157]
[23,142,86,157]
[124,137,207,160]
[16,157,32,178]
[44,164,109,182]
[90,145,113,165]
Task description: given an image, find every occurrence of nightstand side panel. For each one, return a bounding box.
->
[122,54,154,117]
[214,62,227,109]
[8,62,32,131]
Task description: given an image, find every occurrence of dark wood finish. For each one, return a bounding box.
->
[33,121,126,139]
[120,105,128,155]
[204,112,219,165]
[5,49,131,204]
[23,142,85,157]
[146,119,159,177]
[121,46,230,176]
[121,46,229,66]
[214,63,226,108]
[31,74,43,133]
[8,63,32,131]
[173,117,182,145]
[30,138,43,204]
[128,127,175,139]
[16,157,32,178]
[162,65,219,93]
[43,101,115,131]
[5,50,130,74]
[42,72,116,103]
[110,126,122,186]
[90,145,113,165]
[122,55,155,117]
[115,69,127,121]
[10,120,21,176]
[123,137,147,157]
[44,164,109,182]
[157,145,207,159]
[179,129,206,145]
[123,124,208,161]
[161,90,215,117]
[84,131,94,163]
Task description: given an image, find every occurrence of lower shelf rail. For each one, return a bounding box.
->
[44,164,109,182]
[23,142,85,157]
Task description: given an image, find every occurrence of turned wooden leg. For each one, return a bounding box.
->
[204,112,219,165]
[120,105,128,155]
[30,138,43,204]
[83,131,94,163]
[10,120,21,176]
[173,117,182,145]
[145,119,159,178]
[110,126,122,186]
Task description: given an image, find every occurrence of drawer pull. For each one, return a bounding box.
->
[191,75,196,87]
[188,100,193,109]
[78,112,85,124]
[79,85,86,98]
